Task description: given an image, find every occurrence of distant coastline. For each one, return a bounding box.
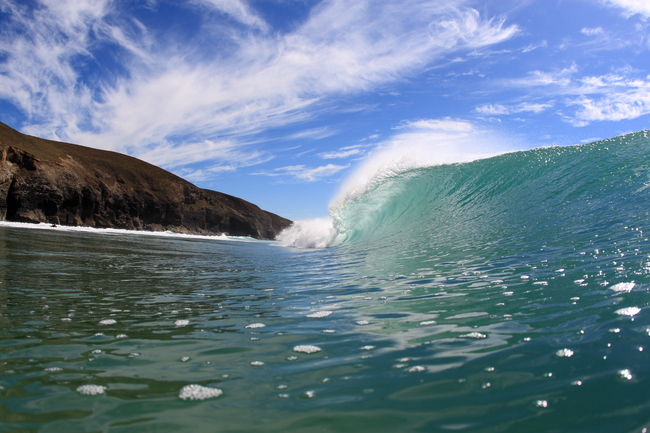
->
[0,123,291,240]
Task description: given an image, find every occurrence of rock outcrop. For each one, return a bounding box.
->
[0,122,291,239]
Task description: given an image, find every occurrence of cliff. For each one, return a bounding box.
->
[0,122,291,239]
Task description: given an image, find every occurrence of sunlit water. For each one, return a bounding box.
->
[3,132,650,432]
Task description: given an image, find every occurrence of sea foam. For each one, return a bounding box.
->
[293,345,322,354]
[276,217,337,249]
[179,384,223,400]
[76,384,106,396]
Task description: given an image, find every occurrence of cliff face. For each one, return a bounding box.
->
[0,123,291,239]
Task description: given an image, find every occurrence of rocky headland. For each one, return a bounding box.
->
[0,122,291,239]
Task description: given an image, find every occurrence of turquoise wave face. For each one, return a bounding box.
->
[330,131,650,256]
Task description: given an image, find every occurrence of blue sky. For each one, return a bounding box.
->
[1,0,649,220]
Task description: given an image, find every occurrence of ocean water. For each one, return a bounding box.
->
[2,131,650,432]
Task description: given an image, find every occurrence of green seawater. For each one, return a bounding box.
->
[2,131,650,432]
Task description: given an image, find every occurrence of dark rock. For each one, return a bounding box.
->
[0,122,291,239]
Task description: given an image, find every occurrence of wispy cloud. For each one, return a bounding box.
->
[191,0,270,31]
[521,40,548,53]
[475,102,553,115]
[285,127,337,141]
[568,77,650,125]
[0,0,519,177]
[581,27,605,36]
[489,63,650,125]
[601,0,650,18]
[257,164,350,182]
[318,145,367,160]
[396,118,476,133]
[515,64,579,87]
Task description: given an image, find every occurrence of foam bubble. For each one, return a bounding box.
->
[408,366,426,373]
[76,384,106,396]
[615,307,641,316]
[611,282,635,293]
[419,320,436,326]
[174,319,190,327]
[245,323,266,329]
[44,367,63,372]
[250,361,265,366]
[556,348,574,358]
[98,319,116,325]
[307,311,332,318]
[459,332,487,339]
[356,320,370,325]
[179,384,223,400]
[618,369,633,380]
[293,345,322,354]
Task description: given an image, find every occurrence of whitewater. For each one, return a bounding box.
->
[2,131,650,432]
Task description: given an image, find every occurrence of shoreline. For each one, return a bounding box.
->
[0,220,265,242]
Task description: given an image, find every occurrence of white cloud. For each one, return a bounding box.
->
[475,102,553,115]
[521,40,547,53]
[178,165,238,182]
[569,81,650,125]
[501,62,650,125]
[264,164,350,182]
[517,102,554,113]
[475,103,510,115]
[516,64,579,87]
[191,0,269,31]
[396,118,476,132]
[602,0,650,18]
[0,0,520,177]
[581,27,605,36]
[134,138,273,170]
[286,127,337,141]
[0,0,113,131]
[318,146,366,159]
